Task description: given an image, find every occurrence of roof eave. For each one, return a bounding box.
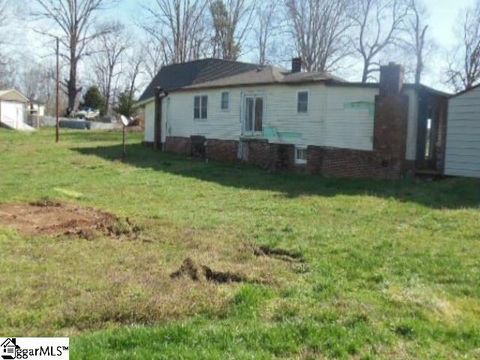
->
[177,79,340,92]
[136,97,155,107]
[448,83,480,98]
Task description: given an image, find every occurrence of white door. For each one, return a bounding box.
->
[243,96,264,136]
[1,101,24,129]
[16,107,21,128]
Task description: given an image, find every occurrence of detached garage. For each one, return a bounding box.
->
[0,89,34,131]
[445,85,480,178]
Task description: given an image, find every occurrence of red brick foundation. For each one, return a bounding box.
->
[161,137,405,180]
[306,146,403,180]
[244,140,271,169]
[205,139,238,162]
[163,137,298,171]
[239,140,296,171]
[165,136,191,155]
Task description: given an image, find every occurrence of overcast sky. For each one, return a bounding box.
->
[9,0,479,93]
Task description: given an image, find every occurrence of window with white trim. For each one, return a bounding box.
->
[295,146,307,165]
[221,92,229,110]
[194,95,208,119]
[297,91,309,113]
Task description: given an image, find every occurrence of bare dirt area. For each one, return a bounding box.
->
[253,245,305,263]
[170,258,260,284]
[0,200,141,240]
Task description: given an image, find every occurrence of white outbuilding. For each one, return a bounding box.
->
[0,89,34,131]
[445,85,480,178]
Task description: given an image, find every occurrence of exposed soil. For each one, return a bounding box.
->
[0,201,141,240]
[170,258,200,281]
[254,245,305,263]
[170,258,250,284]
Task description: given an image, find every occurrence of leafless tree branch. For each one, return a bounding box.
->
[31,0,117,114]
[285,0,352,72]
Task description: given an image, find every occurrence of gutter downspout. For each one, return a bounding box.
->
[154,87,169,151]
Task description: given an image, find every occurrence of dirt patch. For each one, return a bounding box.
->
[0,201,141,240]
[170,258,251,284]
[170,258,200,281]
[254,245,305,263]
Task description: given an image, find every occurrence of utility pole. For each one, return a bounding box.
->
[56,37,60,143]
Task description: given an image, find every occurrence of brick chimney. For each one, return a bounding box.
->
[373,62,409,178]
[292,58,302,73]
[379,62,404,96]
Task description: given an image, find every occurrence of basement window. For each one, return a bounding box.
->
[221,92,230,110]
[297,91,309,113]
[295,146,307,165]
[194,95,208,119]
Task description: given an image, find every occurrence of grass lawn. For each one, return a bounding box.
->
[1,128,480,359]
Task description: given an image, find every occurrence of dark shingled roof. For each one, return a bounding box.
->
[138,58,260,102]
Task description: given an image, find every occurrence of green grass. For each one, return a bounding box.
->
[1,128,479,359]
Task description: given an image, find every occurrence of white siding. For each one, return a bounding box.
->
[0,100,25,129]
[165,89,244,140]
[161,84,379,150]
[144,100,155,143]
[144,84,418,155]
[445,86,480,178]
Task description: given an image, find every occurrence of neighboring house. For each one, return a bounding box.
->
[0,89,35,131]
[138,58,448,179]
[28,100,46,117]
[445,85,480,178]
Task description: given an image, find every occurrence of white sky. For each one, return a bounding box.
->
[7,0,478,93]
[117,0,477,91]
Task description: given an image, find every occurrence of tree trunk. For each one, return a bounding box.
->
[415,59,422,85]
[68,58,77,114]
[105,75,111,115]
[68,42,78,115]
[361,59,369,83]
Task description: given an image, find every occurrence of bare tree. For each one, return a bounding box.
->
[0,57,16,89]
[91,22,129,113]
[255,0,280,65]
[124,50,145,100]
[400,0,432,84]
[31,0,116,114]
[20,62,57,113]
[0,0,11,85]
[350,0,411,82]
[142,0,208,64]
[0,0,8,30]
[113,47,145,118]
[209,0,255,60]
[142,38,166,80]
[285,0,352,72]
[446,1,480,91]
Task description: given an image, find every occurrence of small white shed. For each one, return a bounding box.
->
[445,85,480,178]
[0,89,34,131]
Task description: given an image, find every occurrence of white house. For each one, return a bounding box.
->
[445,85,480,178]
[138,59,448,179]
[0,89,35,131]
[28,101,46,117]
